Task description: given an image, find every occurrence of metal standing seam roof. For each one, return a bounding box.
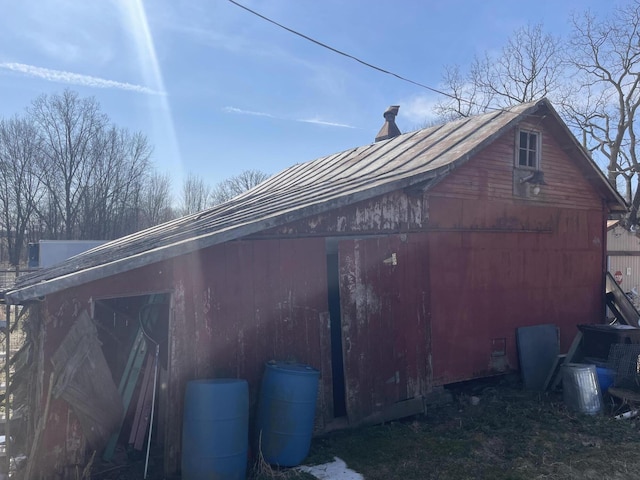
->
[5,99,625,303]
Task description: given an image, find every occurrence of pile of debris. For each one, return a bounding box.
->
[521,272,640,418]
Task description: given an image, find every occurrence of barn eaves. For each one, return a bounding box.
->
[4,99,627,305]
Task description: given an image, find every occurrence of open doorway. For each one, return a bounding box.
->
[326,239,347,418]
[92,293,170,468]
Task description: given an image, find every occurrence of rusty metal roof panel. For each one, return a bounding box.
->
[6,99,623,303]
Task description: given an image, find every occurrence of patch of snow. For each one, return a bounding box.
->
[296,456,364,480]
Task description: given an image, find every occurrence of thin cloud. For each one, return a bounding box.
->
[224,106,355,128]
[0,62,164,95]
[298,118,355,129]
[223,106,277,119]
[401,94,440,126]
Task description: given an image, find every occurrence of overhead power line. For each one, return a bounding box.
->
[227,0,474,106]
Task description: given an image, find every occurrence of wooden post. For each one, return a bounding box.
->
[24,371,54,479]
[3,303,9,475]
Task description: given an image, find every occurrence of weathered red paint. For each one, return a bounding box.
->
[34,237,329,476]
[338,234,430,423]
[31,119,612,477]
[425,123,606,385]
[165,238,330,474]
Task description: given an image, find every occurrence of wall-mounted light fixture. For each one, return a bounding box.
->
[519,170,546,196]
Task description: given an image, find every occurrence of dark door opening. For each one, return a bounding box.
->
[326,250,347,418]
[93,293,170,469]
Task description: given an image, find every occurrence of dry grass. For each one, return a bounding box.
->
[249,455,315,480]
[248,433,315,480]
[299,377,640,480]
[93,376,640,480]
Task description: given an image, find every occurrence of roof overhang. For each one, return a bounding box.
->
[5,171,443,304]
[532,100,627,213]
[6,99,626,304]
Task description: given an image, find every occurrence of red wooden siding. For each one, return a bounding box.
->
[168,237,331,473]
[338,234,430,423]
[260,190,425,236]
[31,115,614,477]
[39,237,331,476]
[431,122,603,210]
[428,225,603,385]
[426,123,606,384]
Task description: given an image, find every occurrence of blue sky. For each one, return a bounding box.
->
[0,0,618,198]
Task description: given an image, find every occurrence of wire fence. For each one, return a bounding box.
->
[0,271,17,292]
[0,269,31,426]
[608,343,640,390]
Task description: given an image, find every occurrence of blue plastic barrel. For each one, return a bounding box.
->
[595,366,615,392]
[256,362,320,467]
[182,379,249,480]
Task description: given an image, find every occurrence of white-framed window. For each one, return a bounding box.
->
[516,129,540,169]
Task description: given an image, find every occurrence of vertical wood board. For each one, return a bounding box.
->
[338,234,430,423]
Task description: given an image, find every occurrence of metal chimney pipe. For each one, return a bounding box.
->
[375,105,401,142]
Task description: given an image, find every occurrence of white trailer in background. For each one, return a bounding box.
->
[29,240,107,269]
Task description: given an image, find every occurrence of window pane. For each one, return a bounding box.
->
[530,133,538,167]
[520,131,528,147]
[519,150,528,166]
[517,131,539,168]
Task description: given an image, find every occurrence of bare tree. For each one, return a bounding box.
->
[24,89,161,242]
[435,23,564,118]
[79,127,152,238]
[0,116,44,265]
[559,2,640,221]
[210,169,270,205]
[435,65,490,120]
[29,89,108,239]
[140,172,175,226]
[0,90,177,264]
[434,11,640,220]
[179,173,212,216]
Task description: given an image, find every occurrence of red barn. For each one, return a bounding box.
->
[5,99,625,477]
